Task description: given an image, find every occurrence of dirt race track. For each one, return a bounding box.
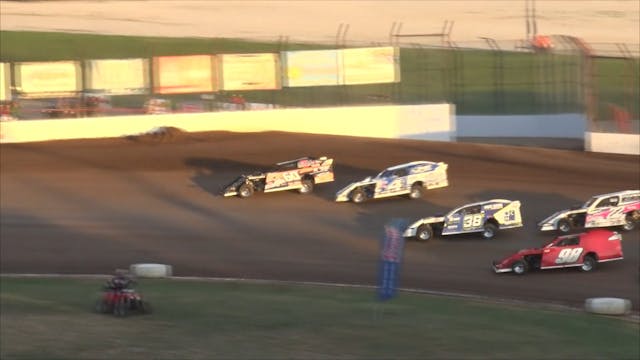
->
[1,131,639,311]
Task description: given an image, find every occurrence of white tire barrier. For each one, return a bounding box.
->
[584,297,632,316]
[130,263,173,278]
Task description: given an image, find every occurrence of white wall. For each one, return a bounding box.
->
[0,104,455,143]
[3,107,638,156]
[585,132,640,155]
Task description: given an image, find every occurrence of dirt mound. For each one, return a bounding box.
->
[125,126,188,143]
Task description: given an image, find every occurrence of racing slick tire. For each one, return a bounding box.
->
[238,183,254,198]
[557,219,572,234]
[580,255,597,272]
[511,260,528,275]
[408,184,424,200]
[481,223,498,240]
[351,189,366,204]
[622,212,638,231]
[415,224,434,241]
[299,179,314,194]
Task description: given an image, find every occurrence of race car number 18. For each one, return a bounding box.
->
[555,247,584,264]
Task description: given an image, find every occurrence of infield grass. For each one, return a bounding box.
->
[1,277,638,360]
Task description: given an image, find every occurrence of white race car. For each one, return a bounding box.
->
[403,199,523,240]
[538,190,640,233]
[335,161,448,203]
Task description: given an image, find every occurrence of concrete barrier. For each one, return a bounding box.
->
[0,104,455,143]
[456,113,586,139]
[4,106,638,155]
[130,263,173,278]
[585,131,640,155]
[584,297,632,316]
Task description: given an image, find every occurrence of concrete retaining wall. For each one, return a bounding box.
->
[2,106,638,155]
[456,113,586,139]
[585,131,640,155]
[0,104,455,143]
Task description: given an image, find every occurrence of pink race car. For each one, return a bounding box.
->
[492,229,623,275]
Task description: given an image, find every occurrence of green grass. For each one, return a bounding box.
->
[1,30,638,117]
[1,277,638,359]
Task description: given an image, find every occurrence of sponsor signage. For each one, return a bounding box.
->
[153,55,217,94]
[86,58,149,94]
[377,218,406,301]
[341,47,400,85]
[282,50,340,87]
[220,53,280,90]
[0,63,10,101]
[14,61,82,98]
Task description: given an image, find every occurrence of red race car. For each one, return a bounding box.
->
[492,229,623,275]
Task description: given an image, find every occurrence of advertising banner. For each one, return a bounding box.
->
[341,47,400,85]
[220,53,280,90]
[282,50,340,87]
[153,55,216,94]
[14,61,81,98]
[0,63,10,101]
[86,58,149,94]
[377,218,407,301]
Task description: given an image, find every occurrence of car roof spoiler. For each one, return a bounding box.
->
[276,156,327,166]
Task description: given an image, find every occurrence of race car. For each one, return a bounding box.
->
[335,161,448,203]
[492,229,624,275]
[538,190,640,233]
[403,199,523,240]
[221,156,334,198]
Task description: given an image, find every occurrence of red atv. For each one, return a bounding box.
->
[95,287,152,316]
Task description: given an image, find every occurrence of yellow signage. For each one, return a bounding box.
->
[15,61,81,97]
[283,50,340,87]
[153,55,216,94]
[220,53,280,90]
[341,47,400,85]
[86,58,149,94]
[0,63,10,101]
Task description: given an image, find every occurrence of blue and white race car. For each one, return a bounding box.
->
[403,199,523,240]
[335,161,448,203]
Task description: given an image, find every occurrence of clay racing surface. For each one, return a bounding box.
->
[1,131,639,310]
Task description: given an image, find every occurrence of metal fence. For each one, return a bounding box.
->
[3,32,638,134]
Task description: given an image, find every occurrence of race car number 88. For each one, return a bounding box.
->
[555,248,584,264]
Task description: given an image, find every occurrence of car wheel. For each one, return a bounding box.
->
[416,224,433,241]
[557,219,571,233]
[351,189,366,204]
[299,179,314,194]
[95,299,108,314]
[511,260,527,275]
[141,301,153,315]
[408,184,423,200]
[622,213,637,231]
[115,298,129,317]
[238,183,254,198]
[580,255,597,272]
[481,223,498,239]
